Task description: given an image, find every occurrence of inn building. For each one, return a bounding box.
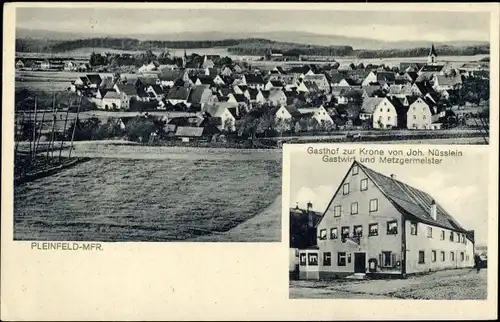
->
[297,161,475,280]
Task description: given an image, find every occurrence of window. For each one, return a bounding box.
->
[308,253,318,266]
[369,199,378,212]
[353,225,363,237]
[348,253,352,263]
[441,251,445,261]
[388,116,391,121]
[323,252,331,266]
[343,183,350,195]
[410,222,418,235]
[450,252,455,261]
[413,106,416,111]
[418,251,425,264]
[441,230,445,240]
[432,250,437,262]
[456,233,460,243]
[413,115,416,119]
[351,202,358,215]
[423,115,426,120]
[387,108,390,112]
[368,223,379,236]
[341,226,350,238]
[319,229,327,240]
[334,205,341,217]
[337,252,346,266]
[450,232,454,242]
[299,253,307,266]
[361,179,368,191]
[387,221,398,235]
[330,228,338,239]
[352,165,359,175]
[460,252,464,262]
[382,251,393,267]
[427,227,433,238]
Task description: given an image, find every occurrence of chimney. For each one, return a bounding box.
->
[307,202,313,228]
[390,174,396,179]
[430,200,437,220]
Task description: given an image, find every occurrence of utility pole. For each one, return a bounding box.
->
[34,106,46,156]
[47,94,58,162]
[58,97,72,160]
[31,97,38,160]
[68,96,82,159]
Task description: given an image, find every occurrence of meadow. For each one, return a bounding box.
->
[14,156,282,242]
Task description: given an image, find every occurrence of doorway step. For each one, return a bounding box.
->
[345,273,367,280]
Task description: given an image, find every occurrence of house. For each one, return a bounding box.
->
[411,81,434,97]
[403,72,419,83]
[40,59,51,70]
[166,86,191,105]
[135,76,160,92]
[146,85,167,100]
[362,71,396,86]
[15,59,24,69]
[86,74,103,89]
[267,90,288,107]
[274,105,302,124]
[303,161,474,280]
[265,80,284,91]
[188,85,215,110]
[362,85,384,99]
[302,74,331,93]
[227,93,249,111]
[338,78,359,87]
[418,64,445,77]
[174,126,205,142]
[159,69,184,87]
[256,90,270,105]
[387,84,413,98]
[433,75,463,92]
[195,76,215,86]
[372,97,407,129]
[407,97,443,130]
[220,66,233,77]
[212,75,225,86]
[360,97,384,120]
[101,91,129,110]
[297,106,334,125]
[242,74,266,90]
[206,103,237,132]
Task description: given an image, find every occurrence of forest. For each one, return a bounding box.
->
[16,37,490,59]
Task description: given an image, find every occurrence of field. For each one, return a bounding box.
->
[14,150,282,242]
[290,269,487,299]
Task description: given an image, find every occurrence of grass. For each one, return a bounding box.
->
[14,157,282,242]
[289,268,487,299]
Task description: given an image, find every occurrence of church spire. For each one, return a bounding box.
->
[428,44,437,64]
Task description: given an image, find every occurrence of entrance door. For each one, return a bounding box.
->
[354,252,366,273]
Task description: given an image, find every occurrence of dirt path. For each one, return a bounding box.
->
[189,195,282,242]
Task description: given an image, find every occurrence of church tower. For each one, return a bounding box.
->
[428,44,437,65]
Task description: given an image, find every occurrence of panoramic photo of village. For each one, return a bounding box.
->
[288,145,488,300]
[13,7,490,243]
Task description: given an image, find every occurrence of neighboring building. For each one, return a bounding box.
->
[15,60,24,69]
[360,97,384,120]
[304,161,474,279]
[101,91,130,110]
[274,105,302,125]
[206,103,237,132]
[267,89,288,107]
[297,106,334,125]
[362,71,396,86]
[302,74,331,93]
[265,80,284,91]
[242,74,266,90]
[433,75,463,92]
[187,85,215,110]
[428,44,438,64]
[407,97,443,130]
[166,86,191,105]
[372,97,407,129]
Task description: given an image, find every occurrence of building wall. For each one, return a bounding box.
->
[405,221,475,274]
[373,99,399,129]
[316,164,404,277]
[101,98,121,110]
[298,249,320,280]
[407,99,437,129]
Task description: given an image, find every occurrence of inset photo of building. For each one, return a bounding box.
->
[287,144,489,300]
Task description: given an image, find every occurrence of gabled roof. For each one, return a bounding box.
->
[175,126,204,137]
[248,88,260,100]
[320,161,469,234]
[358,162,467,233]
[283,105,301,117]
[86,74,102,85]
[375,71,396,83]
[149,84,164,94]
[260,90,271,99]
[244,74,265,84]
[232,93,246,103]
[420,64,445,72]
[206,103,236,118]
[386,97,407,115]
[136,76,158,86]
[166,86,191,100]
[269,80,284,87]
[429,44,438,57]
[159,69,183,82]
[188,86,210,104]
[116,83,137,96]
[434,75,463,86]
[361,97,384,114]
[197,76,214,85]
[103,91,121,99]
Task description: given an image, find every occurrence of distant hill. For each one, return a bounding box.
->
[15,28,490,59]
[16,27,489,50]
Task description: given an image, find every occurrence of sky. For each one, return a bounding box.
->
[16,7,490,42]
[288,145,490,245]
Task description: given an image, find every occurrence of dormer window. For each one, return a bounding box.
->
[352,165,359,175]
